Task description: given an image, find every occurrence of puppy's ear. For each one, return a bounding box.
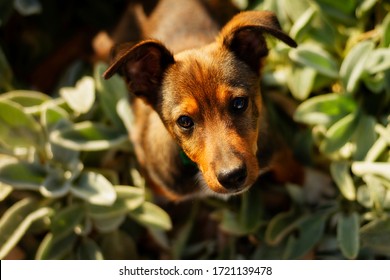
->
[103,40,174,107]
[218,11,297,73]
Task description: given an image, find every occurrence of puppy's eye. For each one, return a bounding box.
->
[177,115,194,129]
[230,97,248,113]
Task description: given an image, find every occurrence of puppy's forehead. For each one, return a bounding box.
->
[163,46,252,103]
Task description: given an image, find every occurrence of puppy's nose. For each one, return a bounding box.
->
[217,165,247,191]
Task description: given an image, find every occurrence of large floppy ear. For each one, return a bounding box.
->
[218,11,297,73]
[103,40,174,107]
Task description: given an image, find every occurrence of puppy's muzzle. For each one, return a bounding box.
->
[217,164,247,192]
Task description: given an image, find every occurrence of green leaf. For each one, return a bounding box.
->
[50,121,128,151]
[363,72,385,93]
[365,48,390,74]
[365,132,389,162]
[92,214,126,233]
[77,238,104,260]
[363,175,387,211]
[0,99,43,148]
[238,190,264,233]
[287,66,316,100]
[283,210,328,259]
[87,186,144,220]
[0,198,52,259]
[289,7,316,42]
[353,114,377,160]
[40,171,72,198]
[0,90,50,114]
[0,183,12,201]
[357,185,373,208]
[337,212,360,259]
[289,44,339,78]
[0,157,46,191]
[294,93,357,126]
[116,97,135,135]
[51,204,85,239]
[100,230,138,260]
[330,161,356,201]
[35,232,77,260]
[352,162,390,181]
[340,40,375,93]
[265,208,299,245]
[59,76,95,114]
[128,201,172,231]
[94,62,128,131]
[356,0,377,18]
[382,12,390,47]
[41,104,70,132]
[320,112,359,154]
[360,216,390,254]
[71,171,117,206]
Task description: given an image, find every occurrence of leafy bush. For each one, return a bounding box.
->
[0,0,389,260]
[0,63,171,259]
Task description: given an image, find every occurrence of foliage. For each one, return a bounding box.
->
[0,63,171,259]
[0,0,390,260]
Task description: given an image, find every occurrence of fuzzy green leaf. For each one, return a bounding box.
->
[265,208,299,245]
[287,66,316,100]
[0,157,46,191]
[320,112,359,154]
[360,217,390,254]
[94,62,127,131]
[128,201,172,231]
[331,161,356,201]
[60,76,95,114]
[289,7,316,42]
[51,204,85,239]
[383,12,390,47]
[50,121,128,151]
[0,183,12,201]
[0,198,52,259]
[289,45,339,78]
[283,211,328,259]
[340,40,375,93]
[365,48,390,74]
[0,90,50,114]
[77,238,104,260]
[353,114,377,160]
[0,99,43,148]
[92,214,126,233]
[87,185,144,220]
[35,232,77,260]
[352,162,390,181]
[337,212,360,259]
[71,171,117,206]
[40,171,72,198]
[294,93,357,126]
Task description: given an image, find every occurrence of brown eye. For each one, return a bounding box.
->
[177,115,194,129]
[230,97,248,113]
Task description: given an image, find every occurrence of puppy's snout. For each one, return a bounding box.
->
[217,165,247,191]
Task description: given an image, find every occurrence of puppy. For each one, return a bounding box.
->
[103,0,300,200]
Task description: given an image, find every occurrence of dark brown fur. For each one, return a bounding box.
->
[104,0,302,200]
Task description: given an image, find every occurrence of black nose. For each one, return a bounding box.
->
[217,165,247,191]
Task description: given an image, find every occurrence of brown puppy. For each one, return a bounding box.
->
[104,0,300,200]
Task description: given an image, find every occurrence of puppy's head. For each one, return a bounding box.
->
[104,11,296,196]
